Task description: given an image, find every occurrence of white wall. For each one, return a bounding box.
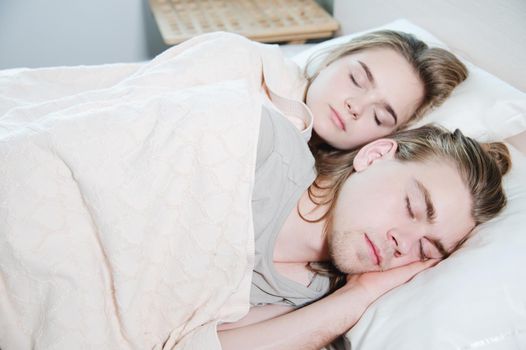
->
[0,0,169,69]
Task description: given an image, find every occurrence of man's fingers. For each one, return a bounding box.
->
[353,259,440,297]
[382,259,439,284]
[383,259,440,289]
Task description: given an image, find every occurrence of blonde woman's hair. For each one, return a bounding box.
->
[305,30,468,128]
[306,125,511,289]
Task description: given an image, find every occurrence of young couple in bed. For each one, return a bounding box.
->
[216,30,511,349]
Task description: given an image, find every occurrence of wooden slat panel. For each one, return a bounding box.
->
[149,0,339,44]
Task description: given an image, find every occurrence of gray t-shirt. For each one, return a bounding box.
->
[250,105,331,308]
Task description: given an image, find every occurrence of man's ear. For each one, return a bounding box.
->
[353,139,398,172]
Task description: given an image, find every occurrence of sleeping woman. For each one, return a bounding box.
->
[265,29,468,152]
[217,98,511,349]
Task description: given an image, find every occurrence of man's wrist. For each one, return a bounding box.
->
[328,284,373,334]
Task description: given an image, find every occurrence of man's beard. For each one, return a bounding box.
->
[327,221,382,275]
[328,229,358,274]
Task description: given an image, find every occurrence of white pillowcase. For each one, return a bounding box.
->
[291,20,526,349]
[291,19,526,141]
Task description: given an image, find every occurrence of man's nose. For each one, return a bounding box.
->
[387,227,422,257]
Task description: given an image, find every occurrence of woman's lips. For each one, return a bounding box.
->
[365,234,382,266]
[329,106,346,131]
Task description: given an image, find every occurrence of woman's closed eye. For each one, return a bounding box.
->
[349,74,361,88]
[374,112,382,126]
[350,67,368,88]
[375,109,395,128]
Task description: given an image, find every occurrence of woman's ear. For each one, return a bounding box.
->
[353,139,398,172]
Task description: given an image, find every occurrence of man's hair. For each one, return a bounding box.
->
[303,125,511,289]
[305,30,468,126]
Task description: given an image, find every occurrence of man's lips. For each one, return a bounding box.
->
[329,106,346,131]
[365,234,382,266]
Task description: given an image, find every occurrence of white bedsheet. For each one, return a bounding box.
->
[0,32,304,349]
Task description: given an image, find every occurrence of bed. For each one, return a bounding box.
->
[0,1,525,349]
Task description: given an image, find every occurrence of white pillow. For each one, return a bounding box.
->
[290,20,526,349]
[291,19,526,142]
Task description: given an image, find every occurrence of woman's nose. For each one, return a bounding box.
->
[345,99,362,120]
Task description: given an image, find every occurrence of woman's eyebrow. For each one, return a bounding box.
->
[383,104,398,125]
[358,60,375,85]
[358,60,398,125]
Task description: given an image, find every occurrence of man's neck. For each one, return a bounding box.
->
[272,190,330,264]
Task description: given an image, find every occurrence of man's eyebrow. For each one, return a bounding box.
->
[414,179,450,257]
[358,60,398,125]
[425,236,450,258]
[414,179,437,225]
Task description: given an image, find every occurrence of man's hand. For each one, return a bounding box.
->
[338,259,439,305]
[219,260,440,350]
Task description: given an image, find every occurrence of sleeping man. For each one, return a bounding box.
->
[217,103,511,349]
